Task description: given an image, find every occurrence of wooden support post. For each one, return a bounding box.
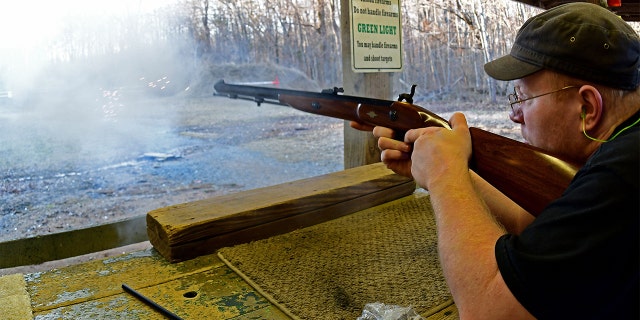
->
[340,0,395,168]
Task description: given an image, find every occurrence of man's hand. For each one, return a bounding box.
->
[350,121,414,178]
[374,126,414,178]
[406,112,472,190]
[351,113,473,186]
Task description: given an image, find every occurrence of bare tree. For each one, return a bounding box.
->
[46,0,544,95]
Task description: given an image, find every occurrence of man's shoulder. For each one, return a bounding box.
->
[592,124,638,160]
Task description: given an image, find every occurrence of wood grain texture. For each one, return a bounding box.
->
[26,249,290,319]
[147,163,415,262]
[470,128,580,216]
[0,274,33,320]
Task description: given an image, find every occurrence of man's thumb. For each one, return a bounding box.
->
[449,112,468,131]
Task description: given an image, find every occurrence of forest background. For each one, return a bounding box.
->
[4,0,639,104]
[2,0,553,105]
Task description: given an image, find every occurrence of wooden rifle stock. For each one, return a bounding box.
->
[213,80,581,216]
[468,128,579,216]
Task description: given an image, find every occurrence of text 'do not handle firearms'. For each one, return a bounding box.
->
[213,80,581,216]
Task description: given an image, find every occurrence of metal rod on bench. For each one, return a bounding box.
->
[122,283,184,320]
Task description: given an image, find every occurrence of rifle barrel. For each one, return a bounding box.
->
[213,80,395,107]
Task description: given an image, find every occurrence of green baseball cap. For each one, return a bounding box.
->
[484,3,640,90]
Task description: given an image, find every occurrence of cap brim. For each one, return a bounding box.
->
[484,54,543,81]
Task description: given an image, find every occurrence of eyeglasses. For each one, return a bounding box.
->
[508,85,579,115]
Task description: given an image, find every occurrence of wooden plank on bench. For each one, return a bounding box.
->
[147,163,415,262]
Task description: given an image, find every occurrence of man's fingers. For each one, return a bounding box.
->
[372,126,395,139]
[349,121,374,132]
[381,149,410,162]
[378,136,411,153]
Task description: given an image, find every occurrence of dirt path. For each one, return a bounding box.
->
[0,96,344,242]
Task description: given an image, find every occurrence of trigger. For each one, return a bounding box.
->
[393,130,406,142]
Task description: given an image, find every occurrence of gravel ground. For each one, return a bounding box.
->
[0,93,518,243]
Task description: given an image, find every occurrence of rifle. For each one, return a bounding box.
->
[213,79,581,217]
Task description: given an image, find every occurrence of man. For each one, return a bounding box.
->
[353,3,639,319]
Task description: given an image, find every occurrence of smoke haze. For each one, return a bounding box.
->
[0,1,195,173]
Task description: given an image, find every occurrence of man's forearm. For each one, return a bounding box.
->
[429,172,534,319]
[470,171,534,234]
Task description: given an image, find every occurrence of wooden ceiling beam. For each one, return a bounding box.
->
[513,0,640,21]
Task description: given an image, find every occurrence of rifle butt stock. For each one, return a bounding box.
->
[469,128,580,216]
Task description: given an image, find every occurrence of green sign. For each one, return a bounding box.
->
[350,0,403,72]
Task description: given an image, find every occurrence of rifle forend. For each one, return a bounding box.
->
[213,79,582,216]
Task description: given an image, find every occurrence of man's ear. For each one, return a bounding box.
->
[578,85,603,131]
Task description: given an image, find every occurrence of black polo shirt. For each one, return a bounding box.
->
[496,113,640,319]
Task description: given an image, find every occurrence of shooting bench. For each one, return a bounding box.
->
[1,163,458,319]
